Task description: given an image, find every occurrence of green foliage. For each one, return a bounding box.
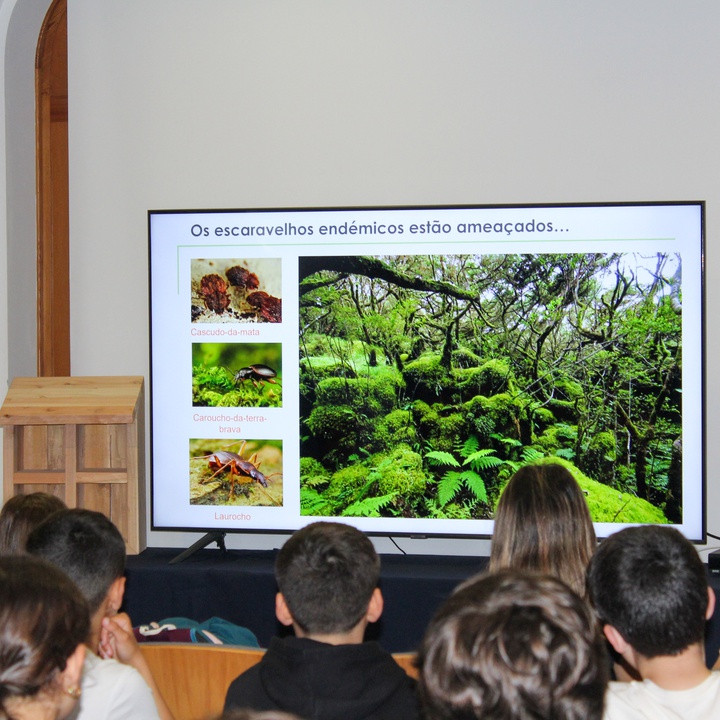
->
[373,445,428,496]
[424,440,500,512]
[425,450,460,468]
[473,394,523,438]
[299,457,330,488]
[436,472,464,506]
[532,406,555,427]
[581,430,617,484]
[372,410,418,451]
[403,356,455,399]
[451,348,482,368]
[315,375,397,415]
[463,397,496,440]
[343,493,397,517]
[299,252,682,523]
[306,405,357,441]
[457,359,513,399]
[300,487,333,516]
[326,465,372,504]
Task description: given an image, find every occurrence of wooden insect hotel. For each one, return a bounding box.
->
[0,376,146,553]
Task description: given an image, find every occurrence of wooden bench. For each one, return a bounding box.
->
[139,643,418,720]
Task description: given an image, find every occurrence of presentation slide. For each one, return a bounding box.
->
[149,203,704,540]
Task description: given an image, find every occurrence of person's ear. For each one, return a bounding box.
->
[603,623,629,655]
[62,642,86,694]
[106,576,126,615]
[707,587,716,621]
[366,588,383,624]
[275,592,294,627]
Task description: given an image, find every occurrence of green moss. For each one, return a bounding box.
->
[373,444,428,496]
[403,355,454,398]
[192,389,224,407]
[546,398,578,422]
[492,457,668,525]
[535,426,562,452]
[327,464,372,498]
[435,413,466,452]
[457,359,513,399]
[299,457,330,487]
[555,377,584,402]
[315,375,398,415]
[306,405,357,442]
[373,409,418,451]
[473,393,523,437]
[451,348,482,369]
[533,407,556,426]
[412,400,437,425]
[412,401,465,452]
[463,397,496,441]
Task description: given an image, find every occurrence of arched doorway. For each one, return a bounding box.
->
[36,0,69,376]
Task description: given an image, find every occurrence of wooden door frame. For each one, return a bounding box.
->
[36,0,70,376]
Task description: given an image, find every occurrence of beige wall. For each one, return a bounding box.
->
[3,1,720,553]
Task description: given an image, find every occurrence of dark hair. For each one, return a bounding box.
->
[587,525,708,658]
[418,570,608,720]
[218,711,305,720]
[26,508,126,615]
[274,521,380,634]
[0,492,67,555]
[489,463,597,597]
[0,554,89,710]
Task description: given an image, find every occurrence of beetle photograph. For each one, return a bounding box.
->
[190,257,282,324]
[192,342,282,408]
[189,438,283,506]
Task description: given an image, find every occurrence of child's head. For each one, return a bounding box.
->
[0,492,67,554]
[274,521,381,635]
[587,525,710,658]
[418,570,608,720]
[489,463,597,597]
[0,554,89,719]
[26,508,126,615]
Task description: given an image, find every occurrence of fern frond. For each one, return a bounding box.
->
[425,450,460,467]
[464,449,504,472]
[463,448,496,464]
[461,435,480,457]
[437,471,464,506]
[342,493,396,517]
[471,455,505,471]
[300,487,332,515]
[462,471,488,504]
[521,447,545,463]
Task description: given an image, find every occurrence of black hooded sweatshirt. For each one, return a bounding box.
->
[223,636,421,720]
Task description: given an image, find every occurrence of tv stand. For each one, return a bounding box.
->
[169,531,227,564]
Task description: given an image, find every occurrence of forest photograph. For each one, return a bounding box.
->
[298,252,682,525]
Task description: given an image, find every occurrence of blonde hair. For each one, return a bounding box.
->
[489,463,596,598]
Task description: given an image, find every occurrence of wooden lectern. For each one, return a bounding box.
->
[0,376,146,553]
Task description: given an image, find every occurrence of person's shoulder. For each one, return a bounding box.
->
[77,653,160,720]
[82,653,150,688]
[224,662,268,713]
[604,674,720,720]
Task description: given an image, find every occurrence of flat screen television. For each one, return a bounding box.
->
[149,202,705,543]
